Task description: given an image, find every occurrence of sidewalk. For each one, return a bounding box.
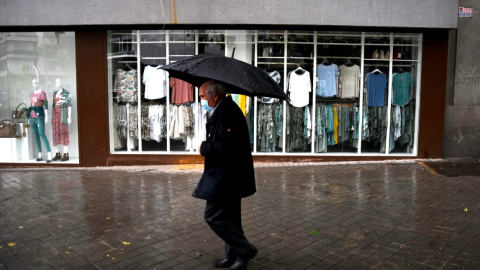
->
[1,159,480,269]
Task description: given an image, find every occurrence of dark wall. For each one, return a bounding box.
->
[76,30,109,166]
[417,31,449,158]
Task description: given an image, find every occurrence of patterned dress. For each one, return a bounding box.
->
[52,89,72,146]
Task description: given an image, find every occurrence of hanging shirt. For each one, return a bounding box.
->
[143,65,168,100]
[260,71,281,103]
[170,78,194,104]
[231,94,248,116]
[288,70,311,108]
[316,63,339,97]
[392,72,412,106]
[338,64,361,98]
[366,72,387,107]
[113,68,137,104]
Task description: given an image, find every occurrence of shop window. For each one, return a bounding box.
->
[106,30,422,156]
[0,32,78,163]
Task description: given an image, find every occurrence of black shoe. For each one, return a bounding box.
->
[214,258,235,268]
[36,157,42,162]
[46,159,52,163]
[230,245,258,270]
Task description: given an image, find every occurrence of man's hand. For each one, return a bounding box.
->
[198,141,205,155]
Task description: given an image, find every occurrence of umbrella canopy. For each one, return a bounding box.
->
[160,53,289,101]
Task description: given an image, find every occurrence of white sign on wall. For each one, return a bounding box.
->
[459,7,473,18]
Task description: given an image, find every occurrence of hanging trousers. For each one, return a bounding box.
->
[205,198,251,259]
[29,117,51,153]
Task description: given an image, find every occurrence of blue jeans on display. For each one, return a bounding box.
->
[29,117,51,153]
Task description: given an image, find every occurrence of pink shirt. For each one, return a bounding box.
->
[170,78,194,104]
[29,91,47,118]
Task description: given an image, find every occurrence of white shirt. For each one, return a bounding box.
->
[288,70,311,108]
[143,65,168,99]
[339,64,361,98]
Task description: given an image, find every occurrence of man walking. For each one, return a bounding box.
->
[193,80,257,269]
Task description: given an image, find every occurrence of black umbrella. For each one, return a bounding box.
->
[160,53,289,101]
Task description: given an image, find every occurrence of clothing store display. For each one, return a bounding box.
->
[52,89,72,146]
[114,103,128,142]
[316,63,339,97]
[288,68,311,107]
[286,104,309,152]
[170,77,194,104]
[366,72,387,107]
[379,50,385,59]
[129,105,138,139]
[392,71,412,106]
[143,65,168,100]
[28,90,51,155]
[231,94,248,116]
[161,53,288,100]
[193,103,207,150]
[104,32,422,157]
[52,152,61,161]
[390,102,415,150]
[314,103,328,153]
[140,104,167,142]
[61,153,69,161]
[113,68,137,104]
[29,117,51,153]
[169,104,194,141]
[29,91,48,118]
[260,71,281,103]
[367,106,388,151]
[311,103,358,152]
[257,103,282,152]
[338,64,361,98]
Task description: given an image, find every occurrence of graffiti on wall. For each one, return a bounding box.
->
[455,66,480,89]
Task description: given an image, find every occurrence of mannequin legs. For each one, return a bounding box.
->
[30,118,52,162]
[52,145,69,161]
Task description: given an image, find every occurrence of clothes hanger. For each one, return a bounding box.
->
[331,36,348,43]
[123,63,133,71]
[294,65,305,75]
[369,36,387,44]
[371,67,382,74]
[344,59,354,67]
[264,64,274,72]
[321,58,330,65]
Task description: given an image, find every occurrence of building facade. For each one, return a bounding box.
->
[0,0,460,167]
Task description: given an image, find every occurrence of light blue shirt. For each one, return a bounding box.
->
[316,64,339,97]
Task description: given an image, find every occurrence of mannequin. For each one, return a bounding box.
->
[51,78,72,161]
[28,79,52,162]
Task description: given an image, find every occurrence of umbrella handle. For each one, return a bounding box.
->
[231,45,236,58]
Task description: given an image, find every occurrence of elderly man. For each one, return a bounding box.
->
[193,80,257,269]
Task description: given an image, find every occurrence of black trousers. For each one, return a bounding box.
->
[205,199,251,259]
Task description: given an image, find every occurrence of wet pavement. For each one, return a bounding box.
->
[1,159,480,270]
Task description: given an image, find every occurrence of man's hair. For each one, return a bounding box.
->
[205,80,226,97]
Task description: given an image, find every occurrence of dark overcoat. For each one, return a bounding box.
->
[192,96,256,200]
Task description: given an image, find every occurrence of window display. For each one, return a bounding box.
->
[107,30,422,156]
[0,32,78,163]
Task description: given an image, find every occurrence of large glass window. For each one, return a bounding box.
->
[107,30,422,156]
[0,32,78,163]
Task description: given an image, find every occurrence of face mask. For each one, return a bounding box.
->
[201,94,213,112]
[201,99,212,112]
